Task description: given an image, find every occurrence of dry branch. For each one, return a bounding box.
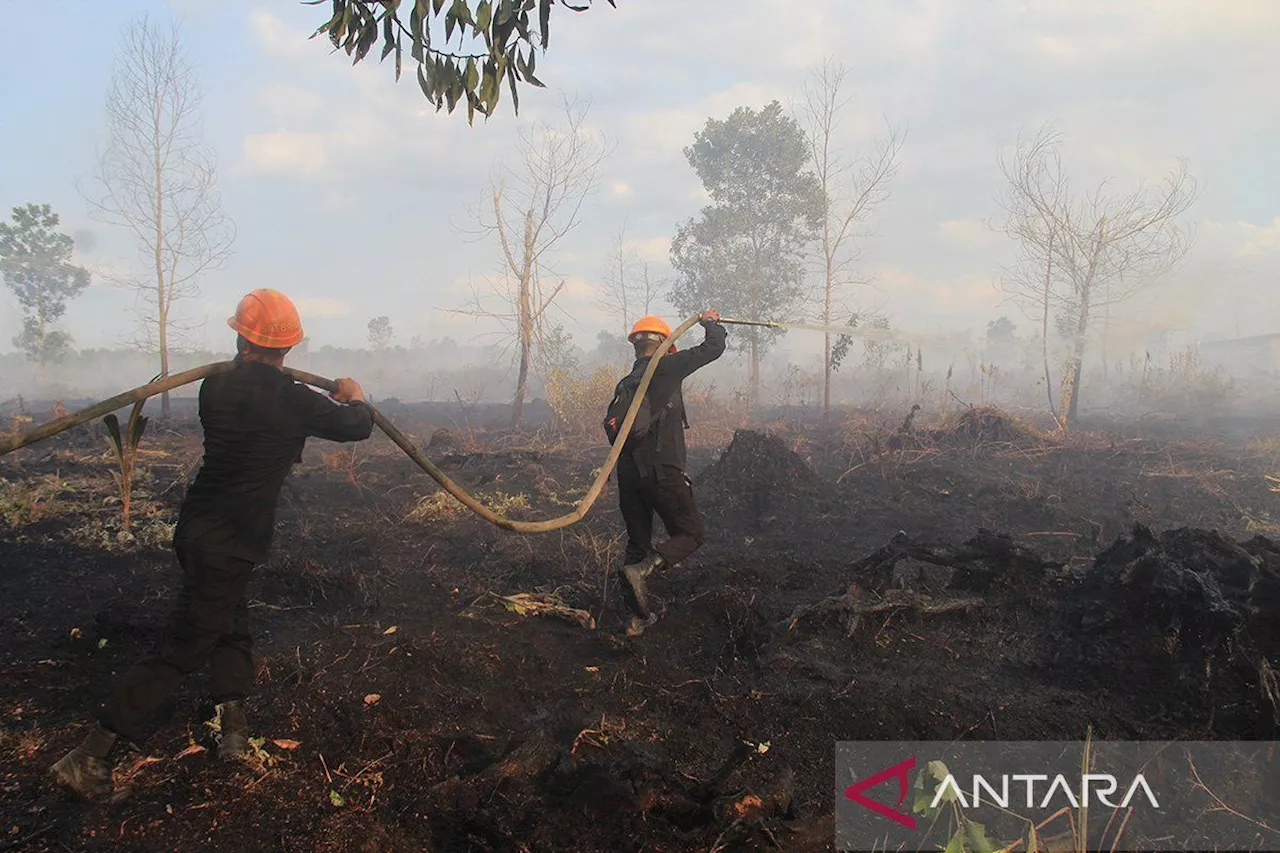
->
[492,592,596,630]
[785,587,984,634]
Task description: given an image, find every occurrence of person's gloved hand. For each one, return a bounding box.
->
[701,308,721,324]
[332,377,366,404]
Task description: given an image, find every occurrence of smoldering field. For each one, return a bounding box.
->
[3,350,1280,850]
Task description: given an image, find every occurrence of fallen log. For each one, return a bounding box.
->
[784,587,984,635]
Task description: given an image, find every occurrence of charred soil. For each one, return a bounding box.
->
[2,404,1280,852]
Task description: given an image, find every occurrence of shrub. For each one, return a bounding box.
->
[1141,347,1236,409]
[407,489,530,522]
[545,365,619,438]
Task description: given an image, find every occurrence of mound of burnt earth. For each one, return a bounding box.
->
[1046,524,1280,733]
[764,525,1280,740]
[779,528,1058,637]
[928,406,1029,445]
[1075,525,1280,655]
[698,430,822,529]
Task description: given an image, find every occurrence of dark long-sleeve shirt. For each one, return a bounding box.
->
[175,359,374,562]
[626,319,727,473]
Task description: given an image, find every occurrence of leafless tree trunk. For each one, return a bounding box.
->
[457,98,610,428]
[998,125,1196,428]
[1040,231,1058,423]
[87,15,234,418]
[797,58,903,414]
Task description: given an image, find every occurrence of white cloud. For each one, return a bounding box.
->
[608,181,633,198]
[627,236,670,262]
[1233,217,1280,257]
[935,219,1003,252]
[559,276,596,299]
[624,82,792,166]
[255,82,323,123]
[248,9,312,61]
[241,131,328,179]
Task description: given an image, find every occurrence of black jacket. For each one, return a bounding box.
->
[175,359,374,562]
[625,319,727,474]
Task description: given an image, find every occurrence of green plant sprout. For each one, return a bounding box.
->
[103,396,149,535]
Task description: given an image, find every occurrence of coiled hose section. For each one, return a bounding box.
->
[0,315,705,534]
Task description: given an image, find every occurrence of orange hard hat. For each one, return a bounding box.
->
[628,315,672,342]
[227,289,305,349]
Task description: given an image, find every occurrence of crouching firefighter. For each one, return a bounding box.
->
[51,289,375,798]
[603,309,726,636]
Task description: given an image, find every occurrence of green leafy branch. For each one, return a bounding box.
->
[307,0,616,124]
[829,313,861,373]
[103,397,149,535]
[913,759,999,853]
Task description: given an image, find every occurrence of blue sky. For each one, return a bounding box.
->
[2,0,1278,364]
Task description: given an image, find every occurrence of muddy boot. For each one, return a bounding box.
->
[626,612,660,637]
[214,701,250,760]
[49,723,116,798]
[619,553,663,625]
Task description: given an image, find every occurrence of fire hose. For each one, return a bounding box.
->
[0,315,707,534]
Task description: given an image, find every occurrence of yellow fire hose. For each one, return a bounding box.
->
[0,315,706,534]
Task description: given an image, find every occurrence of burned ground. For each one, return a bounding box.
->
[2,401,1280,852]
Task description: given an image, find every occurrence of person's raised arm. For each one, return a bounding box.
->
[660,309,727,378]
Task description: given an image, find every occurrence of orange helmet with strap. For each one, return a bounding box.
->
[228,289,305,348]
[628,315,677,352]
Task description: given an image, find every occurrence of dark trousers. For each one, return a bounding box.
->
[101,545,255,742]
[617,455,705,566]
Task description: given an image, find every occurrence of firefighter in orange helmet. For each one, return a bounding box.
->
[52,290,374,798]
[612,309,725,636]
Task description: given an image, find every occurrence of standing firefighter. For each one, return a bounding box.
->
[604,309,726,636]
[51,289,374,798]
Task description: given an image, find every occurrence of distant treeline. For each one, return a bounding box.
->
[0,333,635,405]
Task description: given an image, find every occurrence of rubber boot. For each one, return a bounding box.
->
[49,723,116,798]
[214,700,250,760]
[620,553,663,636]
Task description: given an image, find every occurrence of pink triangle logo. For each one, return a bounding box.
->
[844,755,918,829]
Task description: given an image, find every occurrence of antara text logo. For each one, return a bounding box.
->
[844,756,1160,829]
[929,771,1160,810]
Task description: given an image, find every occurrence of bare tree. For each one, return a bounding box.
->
[998,125,1196,427]
[797,58,903,413]
[597,220,661,336]
[87,15,234,418]
[457,98,610,427]
[998,131,1068,422]
[368,316,394,350]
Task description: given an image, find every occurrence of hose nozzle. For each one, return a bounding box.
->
[718,317,783,329]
